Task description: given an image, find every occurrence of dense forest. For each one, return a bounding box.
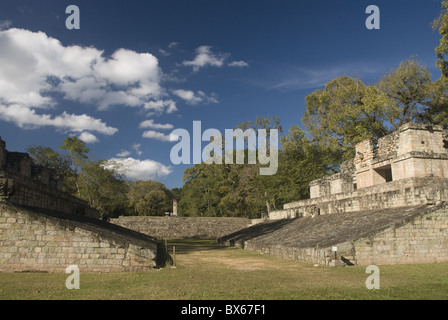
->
[28,2,448,219]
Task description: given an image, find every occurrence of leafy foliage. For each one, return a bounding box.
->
[128,180,173,216]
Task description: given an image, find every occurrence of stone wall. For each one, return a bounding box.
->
[309,123,448,199]
[352,206,448,265]
[1,173,99,218]
[0,137,99,218]
[271,177,448,219]
[226,123,448,265]
[0,203,157,272]
[0,137,162,273]
[221,204,448,266]
[111,216,254,239]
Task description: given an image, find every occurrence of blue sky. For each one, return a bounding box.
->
[0,0,444,189]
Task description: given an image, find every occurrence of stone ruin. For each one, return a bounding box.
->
[0,138,98,218]
[2,122,448,270]
[0,137,158,272]
[270,122,448,219]
[221,123,448,265]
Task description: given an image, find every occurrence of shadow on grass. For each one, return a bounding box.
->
[165,239,226,254]
[156,239,227,267]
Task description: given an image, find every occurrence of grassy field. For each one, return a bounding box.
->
[0,239,447,300]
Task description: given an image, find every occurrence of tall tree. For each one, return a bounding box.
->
[59,137,89,196]
[128,180,173,216]
[433,0,448,79]
[78,161,131,218]
[252,125,337,210]
[235,116,282,213]
[376,58,433,129]
[430,1,448,128]
[26,145,76,194]
[302,75,389,160]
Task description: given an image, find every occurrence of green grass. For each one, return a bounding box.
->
[0,239,447,300]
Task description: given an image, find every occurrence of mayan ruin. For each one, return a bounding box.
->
[0,137,159,272]
[1,0,448,304]
[1,122,447,272]
[222,123,448,266]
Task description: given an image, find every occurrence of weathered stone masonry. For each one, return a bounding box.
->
[112,216,254,239]
[0,203,157,272]
[0,137,158,272]
[221,123,448,265]
[269,123,448,219]
[221,204,448,265]
[0,138,98,218]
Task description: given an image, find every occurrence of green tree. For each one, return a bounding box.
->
[430,1,448,128]
[376,58,433,129]
[179,116,284,218]
[59,137,89,196]
[422,78,448,127]
[252,125,337,211]
[128,180,173,216]
[433,0,448,79]
[26,145,69,174]
[26,145,76,194]
[180,163,226,216]
[302,75,389,160]
[78,161,131,218]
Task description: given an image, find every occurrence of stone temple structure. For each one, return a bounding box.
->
[270,122,448,219]
[0,137,158,272]
[221,123,448,265]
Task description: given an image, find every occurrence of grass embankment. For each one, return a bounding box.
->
[0,239,447,300]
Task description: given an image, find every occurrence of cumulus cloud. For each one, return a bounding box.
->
[142,130,175,142]
[0,103,118,135]
[228,60,249,67]
[78,131,99,144]
[172,89,218,105]
[116,150,131,157]
[106,157,172,180]
[182,46,228,72]
[139,119,174,130]
[96,48,160,87]
[0,28,165,136]
[132,143,143,156]
[143,99,178,114]
[182,45,248,72]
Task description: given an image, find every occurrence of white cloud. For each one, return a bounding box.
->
[0,28,235,147]
[172,89,202,105]
[106,157,172,180]
[0,28,166,135]
[182,46,228,72]
[116,150,131,157]
[139,119,174,130]
[228,60,249,67]
[172,89,219,105]
[0,103,118,135]
[142,130,174,142]
[182,45,248,72]
[78,131,99,144]
[143,100,178,114]
[96,48,160,87]
[132,143,143,156]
